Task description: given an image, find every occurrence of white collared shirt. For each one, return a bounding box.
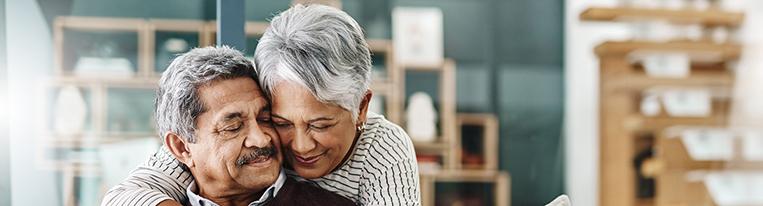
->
[186,170,286,206]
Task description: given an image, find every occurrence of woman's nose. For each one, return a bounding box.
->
[291,131,316,154]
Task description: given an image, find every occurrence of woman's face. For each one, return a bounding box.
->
[270,82,367,179]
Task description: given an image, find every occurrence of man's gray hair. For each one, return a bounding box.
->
[255,4,372,121]
[155,46,257,143]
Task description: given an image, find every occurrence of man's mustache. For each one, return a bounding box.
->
[236,146,276,167]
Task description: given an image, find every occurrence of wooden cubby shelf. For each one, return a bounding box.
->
[595,40,742,59]
[580,7,744,27]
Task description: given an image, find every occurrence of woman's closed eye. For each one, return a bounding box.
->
[273,121,293,128]
[309,124,333,130]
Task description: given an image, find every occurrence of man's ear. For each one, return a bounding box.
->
[164,132,195,168]
[357,90,373,124]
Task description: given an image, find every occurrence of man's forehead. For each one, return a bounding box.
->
[197,77,269,112]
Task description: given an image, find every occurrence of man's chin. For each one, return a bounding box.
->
[237,163,281,190]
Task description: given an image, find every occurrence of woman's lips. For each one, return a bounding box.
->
[294,152,324,165]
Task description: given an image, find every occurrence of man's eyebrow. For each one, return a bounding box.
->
[222,112,243,121]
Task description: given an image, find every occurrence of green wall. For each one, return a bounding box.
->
[39,0,565,204]
[346,0,566,204]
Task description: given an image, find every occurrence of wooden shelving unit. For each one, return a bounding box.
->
[580,7,744,27]
[401,59,458,169]
[48,15,511,206]
[648,127,763,205]
[419,170,510,206]
[582,4,744,206]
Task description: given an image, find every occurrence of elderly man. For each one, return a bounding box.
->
[102,46,353,206]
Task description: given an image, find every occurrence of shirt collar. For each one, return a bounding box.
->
[187,170,287,206]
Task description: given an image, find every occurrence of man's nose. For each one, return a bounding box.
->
[244,123,271,148]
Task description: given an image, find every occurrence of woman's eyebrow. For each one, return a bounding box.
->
[271,113,289,121]
[308,117,334,123]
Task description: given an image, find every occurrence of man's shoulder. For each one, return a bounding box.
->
[267,177,356,206]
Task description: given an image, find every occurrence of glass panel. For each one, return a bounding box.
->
[154,31,199,74]
[63,30,139,77]
[106,88,155,134]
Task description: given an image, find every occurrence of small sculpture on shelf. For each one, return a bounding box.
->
[73,39,134,77]
[406,92,437,142]
[53,85,88,136]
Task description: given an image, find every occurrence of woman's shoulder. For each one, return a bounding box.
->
[360,112,416,162]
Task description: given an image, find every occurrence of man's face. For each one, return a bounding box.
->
[186,77,281,197]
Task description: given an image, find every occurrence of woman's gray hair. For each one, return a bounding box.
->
[254,4,372,121]
[155,46,257,143]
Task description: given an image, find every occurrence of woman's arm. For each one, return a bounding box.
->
[360,125,421,205]
[100,146,193,206]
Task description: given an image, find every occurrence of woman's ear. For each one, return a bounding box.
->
[357,90,373,124]
[164,132,195,168]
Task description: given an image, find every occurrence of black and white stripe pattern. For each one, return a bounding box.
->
[101,112,420,206]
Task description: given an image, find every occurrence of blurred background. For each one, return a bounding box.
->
[2,0,763,206]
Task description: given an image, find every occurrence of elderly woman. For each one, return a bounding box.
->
[103,4,420,206]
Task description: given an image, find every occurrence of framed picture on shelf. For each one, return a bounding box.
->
[392,7,443,67]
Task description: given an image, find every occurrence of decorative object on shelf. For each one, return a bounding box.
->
[406,92,437,142]
[393,7,443,67]
[416,154,441,173]
[292,0,341,8]
[545,194,572,206]
[712,26,730,43]
[74,40,134,77]
[54,86,88,136]
[662,88,712,117]
[703,171,763,205]
[643,53,691,78]
[640,91,662,117]
[742,131,763,161]
[680,129,734,161]
[156,37,190,73]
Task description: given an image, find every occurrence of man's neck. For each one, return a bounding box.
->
[202,191,264,206]
[193,179,267,206]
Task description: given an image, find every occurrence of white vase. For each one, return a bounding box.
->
[406,92,437,142]
[54,86,88,136]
